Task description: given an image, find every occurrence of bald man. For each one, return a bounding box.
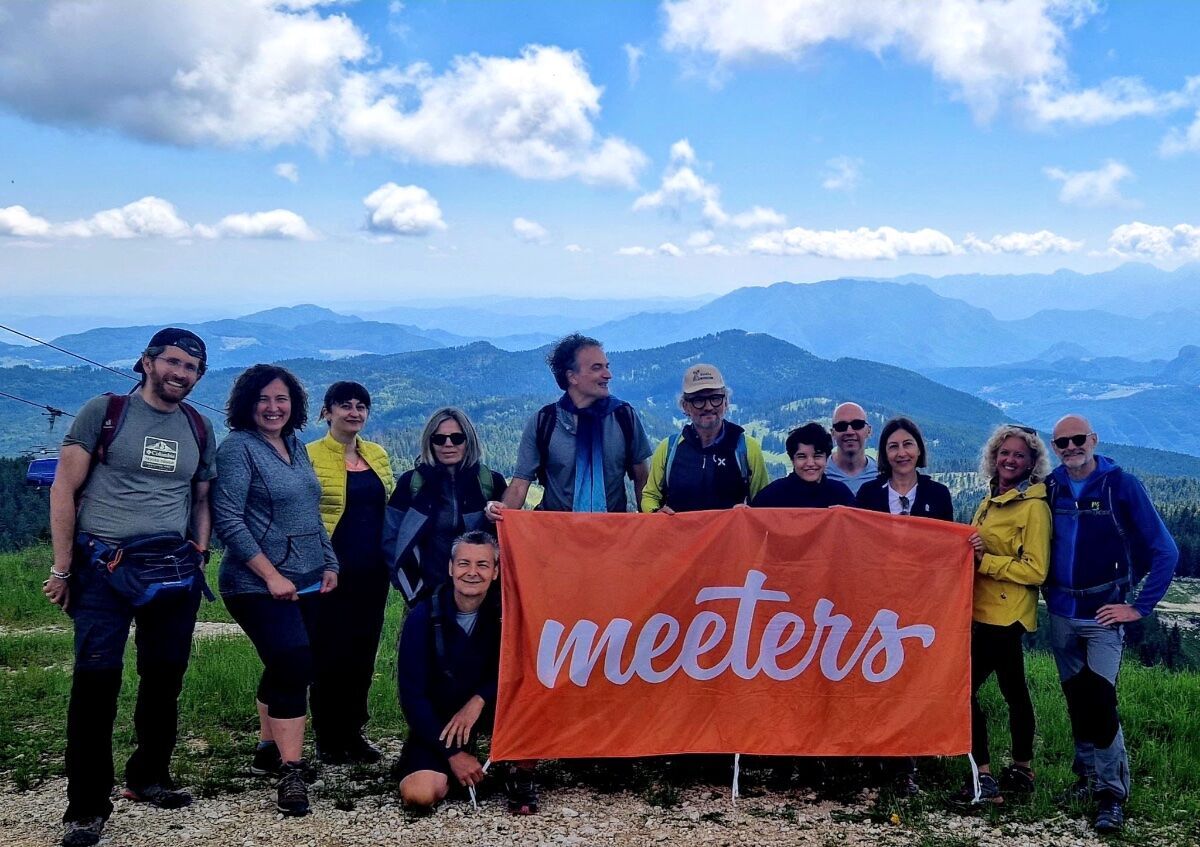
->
[824,402,878,495]
[1044,415,1177,834]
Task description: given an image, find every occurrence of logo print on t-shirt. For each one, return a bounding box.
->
[142,437,179,473]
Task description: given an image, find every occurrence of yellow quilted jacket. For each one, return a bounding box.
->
[970,480,1051,631]
[306,432,396,538]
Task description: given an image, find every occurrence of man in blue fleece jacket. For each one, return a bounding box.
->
[1045,415,1178,834]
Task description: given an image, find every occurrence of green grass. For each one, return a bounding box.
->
[2,544,1200,843]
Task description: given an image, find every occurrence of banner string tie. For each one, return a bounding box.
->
[468,758,493,811]
[967,752,981,804]
[731,753,741,804]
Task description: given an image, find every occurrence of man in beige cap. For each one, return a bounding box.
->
[640,363,769,514]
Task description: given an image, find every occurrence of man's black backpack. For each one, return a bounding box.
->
[532,401,639,486]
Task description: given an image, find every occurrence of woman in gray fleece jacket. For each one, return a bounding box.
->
[213,364,337,818]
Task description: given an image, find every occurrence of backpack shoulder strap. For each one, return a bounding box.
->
[663,433,682,493]
[409,468,425,500]
[94,393,129,467]
[477,463,494,501]
[613,402,637,477]
[534,403,558,486]
[179,402,209,474]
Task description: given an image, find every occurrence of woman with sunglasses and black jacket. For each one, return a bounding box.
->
[383,407,507,606]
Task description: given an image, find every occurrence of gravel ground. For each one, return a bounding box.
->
[0,773,1124,847]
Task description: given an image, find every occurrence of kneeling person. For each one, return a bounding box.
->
[396,531,534,811]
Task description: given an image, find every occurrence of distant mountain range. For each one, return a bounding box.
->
[3,331,1199,479]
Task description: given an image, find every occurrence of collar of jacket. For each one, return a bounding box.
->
[315,430,363,455]
[987,479,1047,505]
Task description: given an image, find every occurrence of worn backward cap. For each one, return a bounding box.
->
[681,363,726,394]
[135,327,207,373]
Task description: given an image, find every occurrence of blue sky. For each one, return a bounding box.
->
[2,0,1200,316]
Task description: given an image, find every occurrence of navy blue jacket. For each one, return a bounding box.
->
[854,474,954,521]
[1044,455,1178,619]
[396,587,501,756]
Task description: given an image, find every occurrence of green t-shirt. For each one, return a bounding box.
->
[63,393,217,543]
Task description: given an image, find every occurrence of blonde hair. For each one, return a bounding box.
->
[418,407,483,469]
[978,425,1051,484]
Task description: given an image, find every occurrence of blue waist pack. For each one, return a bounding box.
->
[78,532,213,606]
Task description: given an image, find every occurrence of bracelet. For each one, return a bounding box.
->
[49,569,71,580]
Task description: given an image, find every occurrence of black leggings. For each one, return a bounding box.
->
[970,621,1036,767]
[225,593,318,720]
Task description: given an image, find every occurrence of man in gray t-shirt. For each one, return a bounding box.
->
[43,328,216,846]
[493,334,652,516]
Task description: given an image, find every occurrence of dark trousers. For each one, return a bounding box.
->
[65,556,200,822]
[308,565,389,747]
[970,621,1036,767]
[224,593,318,720]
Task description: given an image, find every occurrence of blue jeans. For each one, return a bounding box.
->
[65,551,201,821]
[1049,614,1131,801]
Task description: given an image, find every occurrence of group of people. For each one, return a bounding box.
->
[42,327,1177,845]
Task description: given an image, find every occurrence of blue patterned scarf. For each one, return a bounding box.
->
[559,393,619,513]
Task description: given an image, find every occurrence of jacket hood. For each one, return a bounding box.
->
[1050,453,1121,487]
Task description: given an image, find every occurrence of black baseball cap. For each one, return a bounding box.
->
[135,327,208,373]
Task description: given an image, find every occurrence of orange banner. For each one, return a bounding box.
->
[492,507,975,760]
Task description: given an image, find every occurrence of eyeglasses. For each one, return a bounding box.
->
[898,494,911,516]
[431,432,467,446]
[832,419,868,433]
[1053,433,1093,449]
[685,393,726,410]
[154,355,200,374]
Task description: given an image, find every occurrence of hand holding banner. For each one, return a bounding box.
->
[493,507,975,760]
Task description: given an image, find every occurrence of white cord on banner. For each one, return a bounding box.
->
[731,753,741,804]
[967,752,981,804]
[468,758,493,811]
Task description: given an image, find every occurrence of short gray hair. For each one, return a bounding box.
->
[450,530,499,564]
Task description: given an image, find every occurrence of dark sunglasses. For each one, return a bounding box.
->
[831,419,868,432]
[1053,433,1092,449]
[1006,424,1037,435]
[431,432,467,446]
[685,393,726,409]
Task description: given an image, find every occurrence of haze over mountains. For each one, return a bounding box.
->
[2,264,1199,458]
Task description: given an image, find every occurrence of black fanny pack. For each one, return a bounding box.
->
[77,532,213,606]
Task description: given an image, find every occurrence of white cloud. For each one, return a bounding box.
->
[0,0,367,148]
[1161,103,1200,157]
[822,156,862,191]
[512,217,550,244]
[633,138,785,229]
[748,225,958,260]
[963,230,1082,255]
[196,210,318,241]
[1044,160,1133,208]
[663,0,1093,121]
[340,45,646,186]
[0,206,52,238]
[624,43,644,85]
[0,196,314,241]
[1107,222,1200,260]
[564,243,589,253]
[363,183,446,236]
[696,243,734,256]
[57,197,194,239]
[1025,77,1195,126]
[686,230,715,247]
[616,243,684,257]
[274,162,300,183]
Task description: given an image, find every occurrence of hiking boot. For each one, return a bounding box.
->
[998,763,1035,796]
[276,761,311,816]
[122,782,192,809]
[343,733,383,764]
[893,771,920,797]
[505,770,539,815]
[316,741,350,766]
[250,739,282,776]
[1059,777,1095,806]
[955,771,1003,806]
[61,817,104,847]
[1094,792,1125,833]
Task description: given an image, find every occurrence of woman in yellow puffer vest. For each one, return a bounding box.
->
[960,424,1052,806]
[305,381,395,765]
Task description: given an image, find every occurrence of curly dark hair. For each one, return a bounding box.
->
[785,422,834,459]
[547,332,602,390]
[875,416,928,479]
[225,364,309,436]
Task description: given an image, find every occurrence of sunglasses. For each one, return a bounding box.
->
[431,432,467,446]
[685,393,726,410]
[831,419,868,433]
[1006,424,1037,435]
[1053,433,1092,449]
